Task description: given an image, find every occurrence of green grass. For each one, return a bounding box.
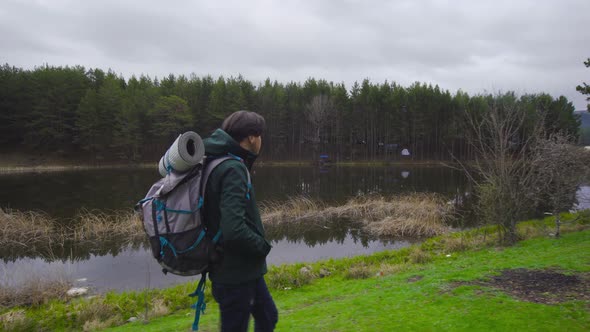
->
[2,212,588,331]
[107,227,590,332]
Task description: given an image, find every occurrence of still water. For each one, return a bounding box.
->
[0,165,467,218]
[1,165,586,292]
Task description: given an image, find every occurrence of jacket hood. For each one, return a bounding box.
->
[203,129,258,169]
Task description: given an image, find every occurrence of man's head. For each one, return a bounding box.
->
[221,111,265,155]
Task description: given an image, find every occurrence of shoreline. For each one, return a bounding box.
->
[0,163,156,175]
[0,160,454,174]
[1,213,588,331]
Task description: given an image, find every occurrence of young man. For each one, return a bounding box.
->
[202,111,278,332]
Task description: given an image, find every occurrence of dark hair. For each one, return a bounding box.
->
[221,111,266,142]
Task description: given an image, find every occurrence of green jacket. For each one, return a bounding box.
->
[203,129,271,284]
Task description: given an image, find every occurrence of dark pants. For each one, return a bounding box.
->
[212,277,278,332]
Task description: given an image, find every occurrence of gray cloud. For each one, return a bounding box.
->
[1,0,588,109]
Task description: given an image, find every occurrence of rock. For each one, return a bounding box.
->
[319,268,331,278]
[127,317,138,323]
[66,287,88,297]
[299,266,311,275]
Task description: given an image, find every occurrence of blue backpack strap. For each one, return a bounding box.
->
[189,273,208,331]
[164,149,175,174]
[212,229,222,244]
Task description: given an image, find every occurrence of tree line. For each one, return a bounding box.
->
[0,64,582,162]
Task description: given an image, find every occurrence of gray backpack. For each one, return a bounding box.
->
[135,154,251,331]
[135,156,242,276]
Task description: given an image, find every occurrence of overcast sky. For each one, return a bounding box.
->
[1,0,589,110]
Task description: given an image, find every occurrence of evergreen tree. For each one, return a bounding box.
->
[0,63,583,161]
[147,95,193,144]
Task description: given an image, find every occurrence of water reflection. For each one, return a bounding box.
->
[0,237,147,263]
[0,165,469,218]
[265,219,369,247]
[0,219,394,262]
[574,185,590,210]
[1,235,411,292]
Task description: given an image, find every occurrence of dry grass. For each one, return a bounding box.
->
[377,263,410,276]
[262,193,453,237]
[261,197,327,225]
[0,208,145,256]
[439,235,474,252]
[1,193,451,253]
[0,309,35,331]
[0,309,26,324]
[352,194,452,237]
[345,263,374,279]
[0,208,59,249]
[71,209,144,242]
[82,317,122,332]
[0,274,72,308]
[149,298,170,317]
[408,248,433,264]
[76,302,122,331]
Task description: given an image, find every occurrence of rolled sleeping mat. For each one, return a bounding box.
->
[158,131,205,177]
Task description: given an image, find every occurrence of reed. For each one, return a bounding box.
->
[262,193,453,237]
[0,193,452,259]
[0,208,145,260]
[0,208,60,248]
[261,196,327,225]
[71,209,144,242]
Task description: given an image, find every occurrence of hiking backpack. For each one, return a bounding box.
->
[135,154,251,331]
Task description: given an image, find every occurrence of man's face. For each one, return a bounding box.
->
[251,135,262,155]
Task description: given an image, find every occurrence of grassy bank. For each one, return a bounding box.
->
[113,229,590,332]
[1,212,588,331]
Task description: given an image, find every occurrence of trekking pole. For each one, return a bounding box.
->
[144,257,151,324]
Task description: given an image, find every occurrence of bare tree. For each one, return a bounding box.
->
[536,134,590,237]
[305,94,332,157]
[461,105,546,244]
[460,104,590,244]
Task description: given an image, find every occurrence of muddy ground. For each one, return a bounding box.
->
[461,268,590,304]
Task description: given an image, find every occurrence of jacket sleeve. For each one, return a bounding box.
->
[218,165,271,257]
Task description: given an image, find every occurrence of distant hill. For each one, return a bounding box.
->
[576,111,590,145]
[576,111,590,128]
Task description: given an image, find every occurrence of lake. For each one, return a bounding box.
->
[1,165,587,292]
[0,165,467,218]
